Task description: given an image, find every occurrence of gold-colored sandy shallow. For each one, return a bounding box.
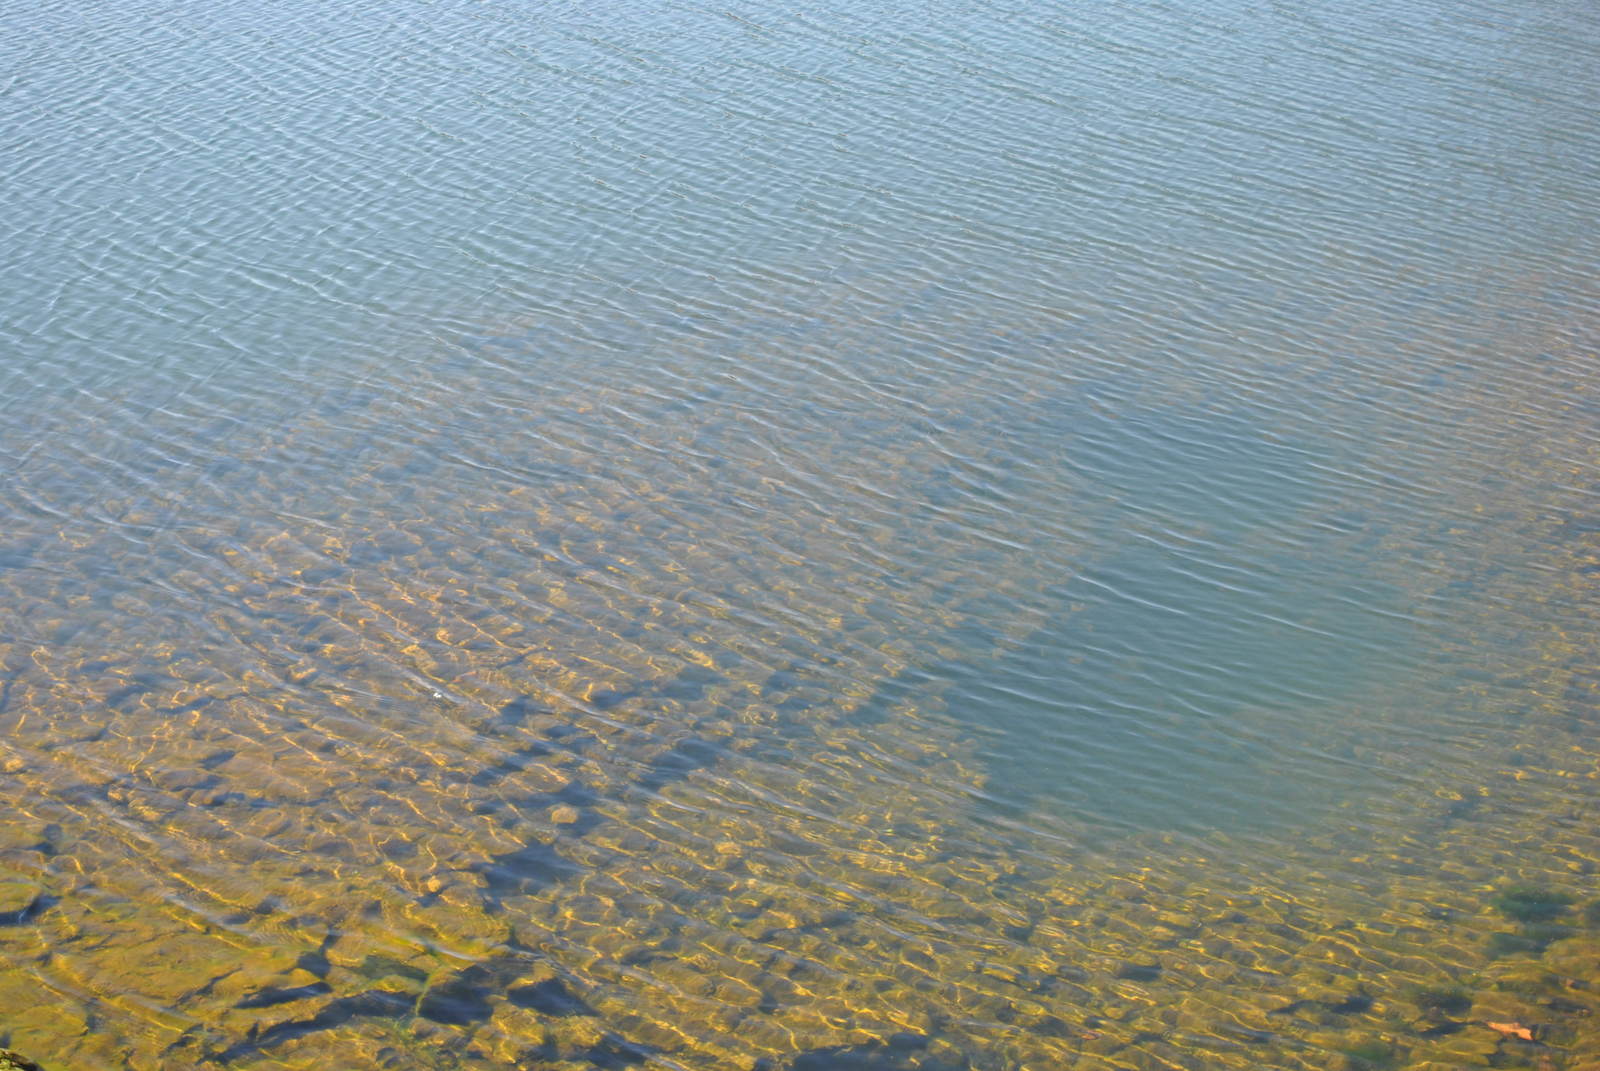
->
[0,270,1596,1070]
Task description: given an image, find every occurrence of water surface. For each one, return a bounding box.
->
[2,0,1599,1068]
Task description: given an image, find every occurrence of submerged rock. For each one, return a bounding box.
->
[776,1033,963,1071]
[0,880,50,925]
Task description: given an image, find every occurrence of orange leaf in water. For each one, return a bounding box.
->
[1485,1021,1536,1042]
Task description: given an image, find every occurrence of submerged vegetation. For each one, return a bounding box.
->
[1490,885,1577,924]
[1407,985,1472,1018]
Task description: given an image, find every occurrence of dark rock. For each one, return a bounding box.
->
[507,977,594,1017]
[1329,994,1374,1015]
[1417,1021,1464,1038]
[213,989,412,1062]
[1268,999,1315,1017]
[475,840,582,898]
[416,976,493,1025]
[235,981,333,1008]
[0,891,56,926]
[584,1035,658,1069]
[494,696,548,730]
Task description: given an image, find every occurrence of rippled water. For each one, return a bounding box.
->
[3,0,1599,1068]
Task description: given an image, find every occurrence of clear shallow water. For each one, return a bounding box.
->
[2,0,1598,1068]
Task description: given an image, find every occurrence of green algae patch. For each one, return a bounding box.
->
[1491,884,1577,924]
[1407,985,1473,1018]
[1341,1038,1402,1070]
